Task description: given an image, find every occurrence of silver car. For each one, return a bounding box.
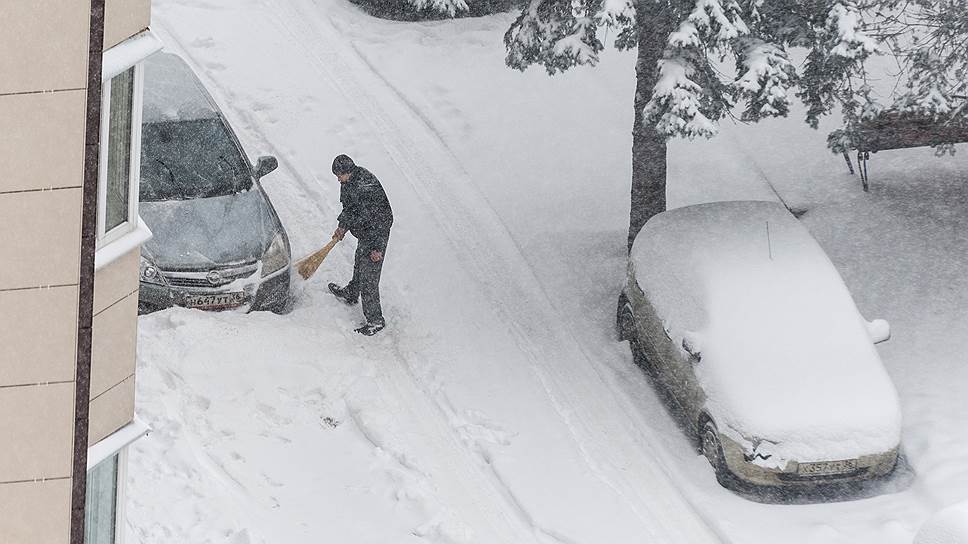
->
[137,53,291,314]
[617,201,901,489]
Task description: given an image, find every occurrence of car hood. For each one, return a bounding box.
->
[697,263,903,462]
[140,189,277,270]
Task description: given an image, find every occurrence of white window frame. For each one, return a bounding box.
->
[85,448,127,544]
[93,31,163,270]
[86,418,150,544]
[96,63,145,248]
[113,448,129,544]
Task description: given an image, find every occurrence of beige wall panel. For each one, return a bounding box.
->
[0,188,82,291]
[0,479,71,544]
[0,1,90,94]
[91,292,138,399]
[104,0,151,50]
[94,246,140,314]
[0,383,74,482]
[0,90,86,194]
[89,376,135,444]
[0,285,78,387]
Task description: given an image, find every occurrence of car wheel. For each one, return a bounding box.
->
[700,419,729,484]
[629,334,653,371]
[271,294,294,315]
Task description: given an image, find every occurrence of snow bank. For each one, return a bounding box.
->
[916,502,968,544]
[631,201,902,463]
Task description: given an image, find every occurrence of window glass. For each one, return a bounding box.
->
[105,67,135,232]
[139,117,252,202]
[84,453,119,544]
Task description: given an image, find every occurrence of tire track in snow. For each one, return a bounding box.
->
[251,2,650,537]
[152,7,546,544]
[260,1,723,542]
[154,1,721,540]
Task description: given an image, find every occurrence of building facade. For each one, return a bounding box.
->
[1,1,157,542]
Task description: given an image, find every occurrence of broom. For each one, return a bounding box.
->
[296,237,340,280]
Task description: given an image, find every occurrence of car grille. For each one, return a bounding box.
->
[161,262,259,289]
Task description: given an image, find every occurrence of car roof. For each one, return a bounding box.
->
[142,52,221,124]
[630,200,844,332]
[632,200,818,274]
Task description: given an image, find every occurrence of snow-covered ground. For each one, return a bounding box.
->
[127,0,968,542]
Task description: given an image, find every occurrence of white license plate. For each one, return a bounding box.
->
[185,292,245,309]
[797,459,859,476]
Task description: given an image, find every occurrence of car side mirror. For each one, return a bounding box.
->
[682,331,703,362]
[867,319,891,344]
[255,155,278,179]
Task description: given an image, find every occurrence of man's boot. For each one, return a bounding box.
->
[355,322,385,336]
[328,283,358,305]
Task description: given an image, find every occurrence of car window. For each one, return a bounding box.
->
[140,117,252,202]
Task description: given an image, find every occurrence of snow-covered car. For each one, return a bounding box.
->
[616,201,901,489]
[137,52,291,314]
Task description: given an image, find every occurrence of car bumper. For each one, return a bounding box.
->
[719,433,899,487]
[139,265,291,313]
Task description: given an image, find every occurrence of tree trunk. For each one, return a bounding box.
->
[629,4,672,251]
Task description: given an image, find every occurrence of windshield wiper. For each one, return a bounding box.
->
[218,155,240,176]
[154,158,176,185]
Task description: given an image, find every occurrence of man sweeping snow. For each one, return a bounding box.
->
[327,154,394,336]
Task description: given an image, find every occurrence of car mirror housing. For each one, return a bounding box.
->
[867,319,891,344]
[255,155,279,179]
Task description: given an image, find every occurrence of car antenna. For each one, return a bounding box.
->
[766,220,773,260]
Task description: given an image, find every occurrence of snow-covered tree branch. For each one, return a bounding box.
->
[504,0,968,246]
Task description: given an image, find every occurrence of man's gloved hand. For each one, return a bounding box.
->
[333,227,347,241]
[370,250,383,262]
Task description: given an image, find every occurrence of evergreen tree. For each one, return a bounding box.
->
[353,0,520,19]
[505,0,968,248]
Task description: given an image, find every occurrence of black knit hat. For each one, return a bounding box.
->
[332,154,355,175]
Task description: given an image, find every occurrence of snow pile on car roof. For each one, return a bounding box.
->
[631,201,901,462]
[143,52,220,124]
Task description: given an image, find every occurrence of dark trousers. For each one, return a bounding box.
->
[344,240,386,325]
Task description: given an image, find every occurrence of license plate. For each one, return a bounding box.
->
[185,292,245,309]
[797,459,858,476]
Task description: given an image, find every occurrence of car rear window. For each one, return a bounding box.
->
[140,117,252,202]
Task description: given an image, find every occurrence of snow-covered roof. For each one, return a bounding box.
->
[143,52,221,124]
[631,201,901,461]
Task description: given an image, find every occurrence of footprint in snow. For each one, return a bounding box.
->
[256,402,293,426]
[203,61,227,72]
[189,36,216,49]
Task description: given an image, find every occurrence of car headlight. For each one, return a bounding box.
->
[262,232,289,277]
[139,255,166,285]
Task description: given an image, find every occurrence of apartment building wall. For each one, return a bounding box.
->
[0,1,150,542]
[91,0,151,447]
[0,1,93,541]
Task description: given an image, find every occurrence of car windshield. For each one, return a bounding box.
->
[140,117,252,202]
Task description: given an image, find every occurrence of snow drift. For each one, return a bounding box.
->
[916,501,968,544]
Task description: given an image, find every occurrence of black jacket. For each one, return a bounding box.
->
[337,166,393,251]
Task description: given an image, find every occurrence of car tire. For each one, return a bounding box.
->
[629,334,653,371]
[271,294,294,315]
[700,419,730,485]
